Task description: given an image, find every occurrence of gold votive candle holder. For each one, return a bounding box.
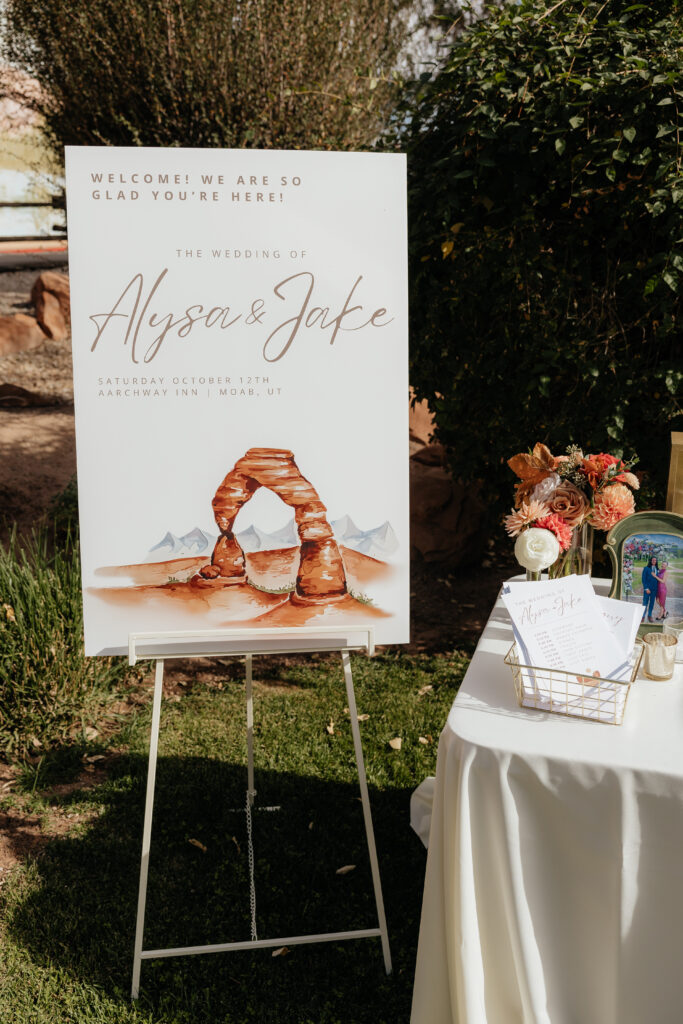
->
[642,632,677,680]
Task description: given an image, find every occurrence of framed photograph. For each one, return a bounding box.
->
[606,511,683,631]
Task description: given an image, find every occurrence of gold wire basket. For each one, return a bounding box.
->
[504,641,644,726]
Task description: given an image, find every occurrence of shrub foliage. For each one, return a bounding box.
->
[402,0,683,509]
[4,0,416,153]
[0,531,131,756]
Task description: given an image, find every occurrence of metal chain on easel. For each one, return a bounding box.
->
[245,789,258,941]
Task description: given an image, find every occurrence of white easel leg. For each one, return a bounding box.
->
[341,651,393,975]
[245,654,255,806]
[131,658,165,1000]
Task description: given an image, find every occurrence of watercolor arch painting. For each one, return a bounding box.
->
[92,447,395,633]
[198,448,348,602]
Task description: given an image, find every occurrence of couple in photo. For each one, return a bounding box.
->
[641,556,669,622]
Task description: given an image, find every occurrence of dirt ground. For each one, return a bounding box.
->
[0,755,116,874]
[0,265,76,544]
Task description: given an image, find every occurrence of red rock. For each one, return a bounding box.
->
[200,447,347,603]
[0,313,46,356]
[37,291,67,341]
[409,387,436,446]
[30,271,70,340]
[410,443,486,565]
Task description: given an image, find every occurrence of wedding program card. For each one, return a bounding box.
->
[596,595,644,667]
[502,577,645,721]
[65,147,409,655]
[502,576,626,679]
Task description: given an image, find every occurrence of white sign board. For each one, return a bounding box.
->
[65,147,409,655]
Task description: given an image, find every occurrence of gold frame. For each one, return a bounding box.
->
[666,431,683,514]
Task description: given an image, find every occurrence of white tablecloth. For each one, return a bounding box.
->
[410,579,683,1024]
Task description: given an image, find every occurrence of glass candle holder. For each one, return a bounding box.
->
[662,619,683,664]
[642,632,678,680]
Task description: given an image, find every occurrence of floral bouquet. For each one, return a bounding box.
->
[505,443,639,577]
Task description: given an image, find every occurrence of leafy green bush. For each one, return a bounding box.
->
[400,0,683,513]
[4,0,415,155]
[0,530,131,757]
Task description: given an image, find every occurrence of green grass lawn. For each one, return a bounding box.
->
[0,648,469,1024]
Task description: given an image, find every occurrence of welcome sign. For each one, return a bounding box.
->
[65,147,409,655]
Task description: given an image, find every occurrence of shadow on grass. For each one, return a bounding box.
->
[6,753,427,1024]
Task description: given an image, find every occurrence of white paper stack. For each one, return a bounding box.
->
[502,576,644,722]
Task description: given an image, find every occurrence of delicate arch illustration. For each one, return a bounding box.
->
[199,447,347,603]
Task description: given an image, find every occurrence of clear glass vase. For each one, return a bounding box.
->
[548,522,594,579]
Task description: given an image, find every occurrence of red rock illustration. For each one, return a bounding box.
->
[199,448,347,604]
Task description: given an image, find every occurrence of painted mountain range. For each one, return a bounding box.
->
[147,516,398,562]
[148,527,216,560]
[331,516,398,558]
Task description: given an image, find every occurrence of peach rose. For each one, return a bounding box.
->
[546,482,590,528]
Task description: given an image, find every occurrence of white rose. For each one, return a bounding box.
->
[514,527,560,571]
[531,472,561,504]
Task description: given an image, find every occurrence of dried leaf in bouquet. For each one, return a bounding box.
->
[508,443,559,504]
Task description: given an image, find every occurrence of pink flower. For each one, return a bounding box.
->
[535,513,573,552]
[504,499,549,537]
[591,483,635,531]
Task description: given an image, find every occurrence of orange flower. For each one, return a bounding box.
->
[580,456,605,490]
[591,483,635,531]
[581,453,639,492]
